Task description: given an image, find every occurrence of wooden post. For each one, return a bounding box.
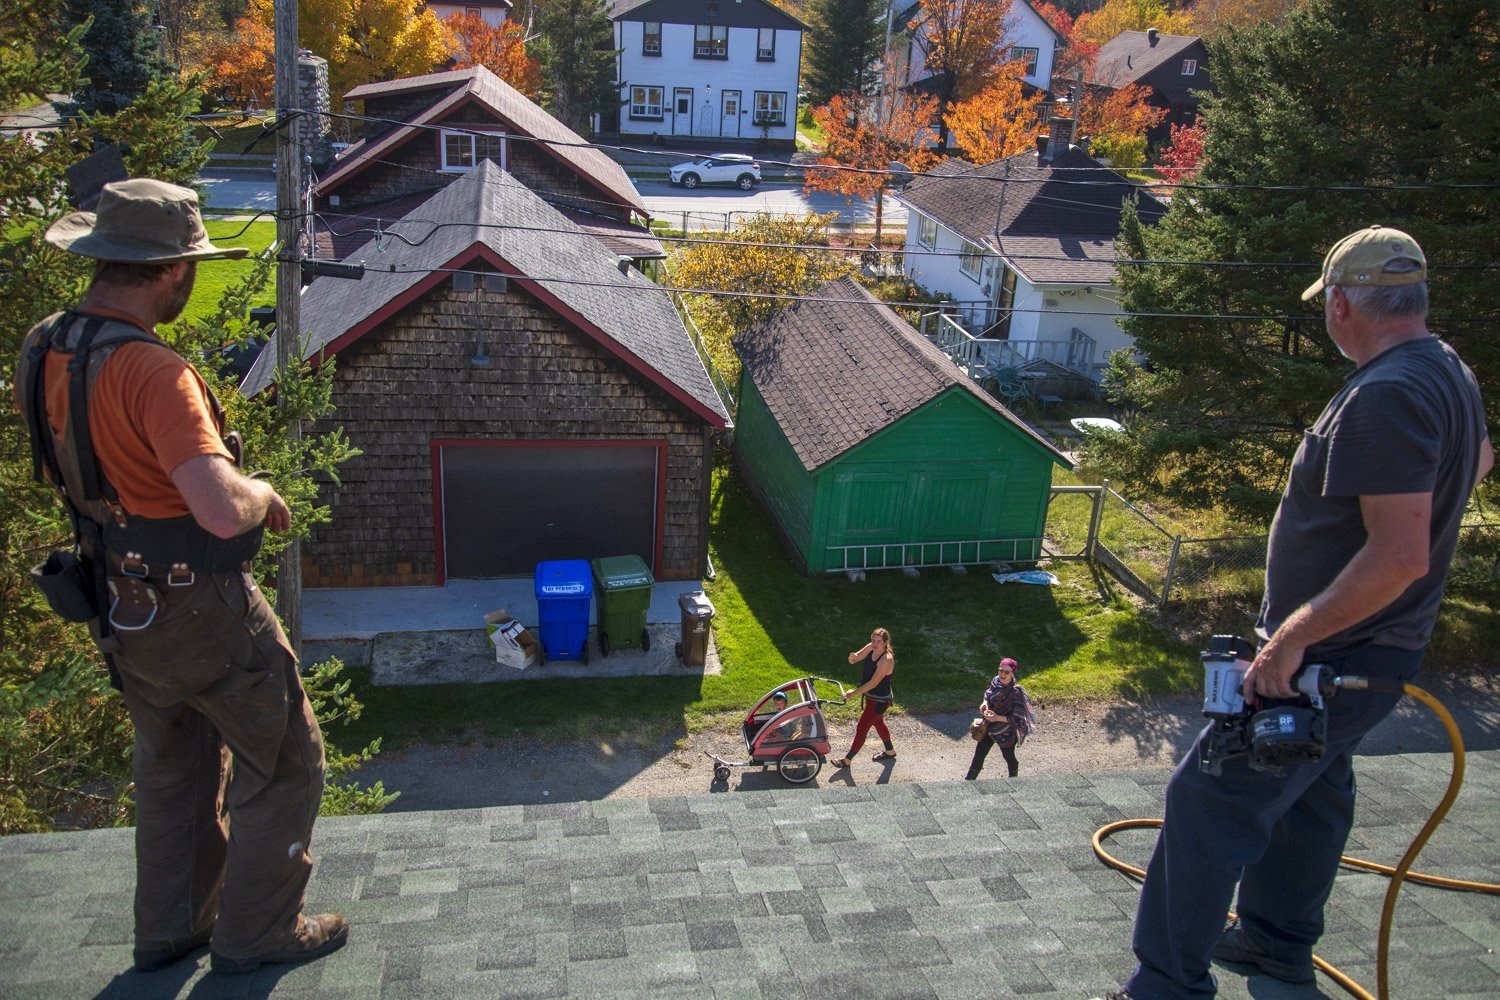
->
[1087,480,1108,560]
[273,0,303,654]
[1162,534,1183,608]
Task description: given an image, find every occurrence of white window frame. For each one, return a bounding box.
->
[917,214,937,248]
[959,239,984,280]
[757,27,775,61]
[1010,46,1039,76]
[440,128,506,172]
[642,21,661,55]
[1182,58,1197,75]
[629,85,664,120]
[753,91,786,126]
[694,24,728,58]
[464,5,480,16]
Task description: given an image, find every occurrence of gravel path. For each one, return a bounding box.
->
[356,672,1500,812]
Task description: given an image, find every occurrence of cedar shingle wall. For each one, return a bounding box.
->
[303,279,708,587]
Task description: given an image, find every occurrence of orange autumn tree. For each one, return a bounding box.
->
[1073,0,1194,49]
[1030,1,1098,83]
[203,14,275,109]
[944,59,1044,163]
[804,82,940,244]
[445,13,542,98]
[917,0,1015,145]
[1078,82,1165,166]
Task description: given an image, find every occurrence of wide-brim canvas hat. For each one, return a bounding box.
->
[1301,225,1426,302]
[45,177,248,263]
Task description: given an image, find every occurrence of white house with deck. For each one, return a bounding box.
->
[894,142,1167,384]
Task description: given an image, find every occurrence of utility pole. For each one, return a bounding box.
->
[273,0,304,654]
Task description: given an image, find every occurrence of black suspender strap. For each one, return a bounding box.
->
[21,313,72,488]
[66,317,110,503]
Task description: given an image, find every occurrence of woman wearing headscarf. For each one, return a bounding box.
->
[966,657,1036,779]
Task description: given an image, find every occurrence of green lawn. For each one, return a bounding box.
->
[192,117,276,157]
[183,219,277,325]
[336,463,1197,751]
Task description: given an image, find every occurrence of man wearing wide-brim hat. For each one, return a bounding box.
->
[1097,226,1493,1000]
[16,178,348,976]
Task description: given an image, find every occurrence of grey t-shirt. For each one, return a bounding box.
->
[1258,336,1487,657]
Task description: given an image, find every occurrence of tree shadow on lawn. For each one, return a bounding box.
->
[708,466,1195,719]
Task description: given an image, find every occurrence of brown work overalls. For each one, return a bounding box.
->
[18,311,326,962]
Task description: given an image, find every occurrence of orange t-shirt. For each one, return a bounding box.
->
[25,308,233,519]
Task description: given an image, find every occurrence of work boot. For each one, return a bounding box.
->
[1211,918,1315,983]
[133,928,212,972]
[211,913,348,975]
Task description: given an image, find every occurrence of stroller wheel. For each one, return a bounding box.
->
[778,746,821,784]
[714,765,731,782]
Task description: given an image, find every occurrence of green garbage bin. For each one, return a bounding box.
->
[591,554,654,657]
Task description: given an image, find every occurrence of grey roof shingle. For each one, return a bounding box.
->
[322,67,646,217]
[895,148,1168,284]
[733,277,1070,471]
[1091,30,1203,88]
[243,160,727,425]
[2,752,1496,999]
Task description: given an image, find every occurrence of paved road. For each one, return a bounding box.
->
[197,169,906,230]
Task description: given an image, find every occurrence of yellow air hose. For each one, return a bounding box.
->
[1091,683,1500,1000]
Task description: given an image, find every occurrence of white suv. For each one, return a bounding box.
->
[669,153,762,190]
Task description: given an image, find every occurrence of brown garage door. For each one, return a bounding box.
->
[436,440,662,579]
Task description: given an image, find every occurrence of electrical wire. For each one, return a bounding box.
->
[309,108,1500,193]
[1091,684,1500,1000]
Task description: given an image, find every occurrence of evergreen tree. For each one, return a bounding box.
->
[63,0,166,116]
[2,0,392,833]
[534,0,620,135]
[805,0,888,105]
[1089,0,1499,523]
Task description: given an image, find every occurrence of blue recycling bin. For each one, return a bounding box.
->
[534,560,593,663]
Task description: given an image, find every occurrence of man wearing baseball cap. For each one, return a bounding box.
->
[15,179,346,975]
[1097,227,1491,1000]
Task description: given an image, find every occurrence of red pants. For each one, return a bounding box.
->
[846,696,892,755]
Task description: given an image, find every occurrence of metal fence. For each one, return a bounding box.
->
[671,291,737,417]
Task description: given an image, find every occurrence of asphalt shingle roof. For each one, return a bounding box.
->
[3,752,1496,998]
[244,161,727,425]
[1092,30,1202,88]
[896,148,1168,284]
[322,67,647,217]
[734,277,1069,471]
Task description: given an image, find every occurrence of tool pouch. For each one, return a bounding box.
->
[107,574,162,632]
[29,549,100,623]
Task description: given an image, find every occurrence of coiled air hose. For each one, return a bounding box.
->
[1091,682,1500,1000]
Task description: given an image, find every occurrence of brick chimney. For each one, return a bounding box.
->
[296,50,333,169]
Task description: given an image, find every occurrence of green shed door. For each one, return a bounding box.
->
[834,473,910,542]
[915,472,1001,537]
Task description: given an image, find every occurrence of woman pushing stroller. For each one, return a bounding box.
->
[966,657,1036,779]
[830,627,896,768]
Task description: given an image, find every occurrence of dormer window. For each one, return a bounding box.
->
[440,129,506,172]
[1182,58,1197,75]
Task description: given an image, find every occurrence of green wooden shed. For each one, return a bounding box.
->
[733,278,1073,574]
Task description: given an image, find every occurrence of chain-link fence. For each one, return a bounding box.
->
[1447,522,1500,591]
[1161,535,1267,605]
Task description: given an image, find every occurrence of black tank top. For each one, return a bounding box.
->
[862,649,893,701]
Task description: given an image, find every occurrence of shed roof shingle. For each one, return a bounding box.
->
[245,161,726,426]
[321,67,646,217]
[734,277,1069,471]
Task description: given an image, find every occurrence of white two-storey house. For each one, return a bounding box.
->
[895,0,1062,96]
[608,0,805,143]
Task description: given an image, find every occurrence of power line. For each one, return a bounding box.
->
[307,108,1500,194]
[335,259,1500,324]
[312,204,1500,273]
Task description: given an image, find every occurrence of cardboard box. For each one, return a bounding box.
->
[484,609,542,670]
